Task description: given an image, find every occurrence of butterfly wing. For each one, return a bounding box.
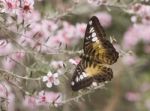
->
[71,16,118,91]
[71,60,93,91]
[83,16,119,65]
[71,59,113,91]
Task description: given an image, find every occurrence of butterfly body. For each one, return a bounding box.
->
[71,16,119,91]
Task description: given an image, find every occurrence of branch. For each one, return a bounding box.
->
[61,83,105,104]
[0,69,41,81]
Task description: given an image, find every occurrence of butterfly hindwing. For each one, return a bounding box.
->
[71,60,93,91]
[93,65,113,82]
[71,59,113,91]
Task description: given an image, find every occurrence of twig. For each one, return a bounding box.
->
[47,1,78,20]
[6,79,30,95]
[61,83,105,104]
[0,69,41,81]
[101,3,127,9]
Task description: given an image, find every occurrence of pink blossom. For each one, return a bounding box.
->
[87,0,106,6]
[17,10,41,25]
[50,61,64,69]
[122,26,140,49]
[0,0,34,15]
[7,93,15,111]
[61,21,76,40]
[42,20,58,32]
[125,92,140,102]
[42,71,60,88]
[2,51,25,71]
[0,0,18,14]
[18,21,50,50]
[19,0,34,14]
[69,58,80,65]
[94,12,112,28]
[47,21,79,47]
[0,82,15,111]
[37,91,62,107]
[122,54,137,65]
[54,31,71,45]
[23,95,38,109]
[75,23,86,38]
[2,57,16,71]
[18,19,84,50]
[145,99,150,110]
[131,16,137,23]
[123,24,150,49]
[11,51,25,62]
[0,40,13,56]
[129,3,150,24]
[144,44,150,53]
[140,83,150,92]
[44,35,62,50]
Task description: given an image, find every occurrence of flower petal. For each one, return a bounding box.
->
[53,73,58,78]
[46,82,52,88]
[47,71,52,77]
[54,79,60,86]
[42,76,48,82]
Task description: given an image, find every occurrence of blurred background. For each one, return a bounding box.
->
[0,0,150,111]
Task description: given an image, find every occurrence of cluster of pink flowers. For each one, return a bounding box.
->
[0,82,62,110]
[0,39,25,70]
[69,58,80,65]
[129,3,150,24]
[15,12,87,53]
[23,91,62,109]
[43,71,60,88]
[2,51,25,71]
[123,24,150,50]
[0,0,34,15]
[94,12,112,28]
[122,3,150,65]
[121,53,137,66]
[125,91,141,102]
[122,24,150,65]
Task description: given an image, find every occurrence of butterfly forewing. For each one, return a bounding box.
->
[83,16,119,65]
[83,16,106,52]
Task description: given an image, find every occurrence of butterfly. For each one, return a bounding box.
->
[71,16,119,91]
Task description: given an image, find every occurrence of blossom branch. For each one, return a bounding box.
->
[47,0,78,20]
[6,79,31,95]
[0,69,41,81]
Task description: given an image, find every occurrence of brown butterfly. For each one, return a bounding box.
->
[71,16,119,91]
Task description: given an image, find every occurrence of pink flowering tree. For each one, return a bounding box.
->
[0,0,150,111]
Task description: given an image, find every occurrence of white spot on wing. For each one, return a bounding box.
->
[92,37,98,42]
[89,20,92,25]
[82,72,87,77]
[71,81,75,86]
[75,76,79,82]
[92,82,98,86]
[80,75,84,80]
[89,27,94,33]
[105,81,108,84]
[92,32,96,37]
[86,36,91,40]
